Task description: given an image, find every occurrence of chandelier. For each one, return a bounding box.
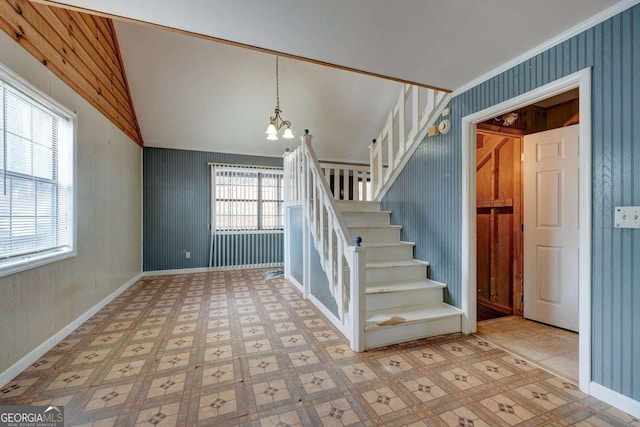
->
[265,57,294,140]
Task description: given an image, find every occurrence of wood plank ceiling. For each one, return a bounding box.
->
[0,0,142,145]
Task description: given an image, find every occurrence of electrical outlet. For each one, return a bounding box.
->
[185,251,191,259]
[614,206,640,229]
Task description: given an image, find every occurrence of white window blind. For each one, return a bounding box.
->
[0,66,75,277]
[211,164,283,231]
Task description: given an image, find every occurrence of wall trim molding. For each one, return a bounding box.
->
[0,272,143,388]
[308,294,349,340]
[590,382,640,419]
[460,68,592,393]
[286,275,304,293]
[141,263,283,276]
[452,0,640,96]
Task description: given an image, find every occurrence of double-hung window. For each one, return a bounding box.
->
[0,64,76,277]
[211,165,283,232]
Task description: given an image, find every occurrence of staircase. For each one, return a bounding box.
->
[283,82,455,351]
[337,200,462,349]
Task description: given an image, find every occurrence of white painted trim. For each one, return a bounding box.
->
[460,69,592,393]
[452,0,640,96]
[590,382,640,419]
[308,293,350,341]
[0,272,143,388]
[286,275,304,293]
[141,263,283,276]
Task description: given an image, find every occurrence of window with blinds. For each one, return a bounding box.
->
[0,65,76,277]
[211,165,283,231]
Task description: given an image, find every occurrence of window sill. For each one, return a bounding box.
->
[0,248,76,278]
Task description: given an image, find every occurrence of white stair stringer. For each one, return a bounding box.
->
[336,200,462,350]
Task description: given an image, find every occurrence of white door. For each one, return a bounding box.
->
[523,124,579,331]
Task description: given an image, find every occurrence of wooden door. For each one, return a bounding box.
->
[523,125,579,331]
[476,130,523,315]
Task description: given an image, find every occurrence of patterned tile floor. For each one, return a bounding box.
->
[1,268,638,426]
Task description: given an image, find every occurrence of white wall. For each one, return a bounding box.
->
[0,31,142,374]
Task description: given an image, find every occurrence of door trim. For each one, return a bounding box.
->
[460,68,592,393]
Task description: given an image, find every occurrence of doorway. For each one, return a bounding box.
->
[461,69,592,392]
[474,91,580,325]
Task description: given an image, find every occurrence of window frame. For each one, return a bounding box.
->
[211,164,283,233]
[0,63,77,278]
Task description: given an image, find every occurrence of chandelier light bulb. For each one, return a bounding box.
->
[282,127,294,139]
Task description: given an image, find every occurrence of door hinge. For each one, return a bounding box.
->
[521,224,524,232]
[521,153,524,161]
[521,295,524,303]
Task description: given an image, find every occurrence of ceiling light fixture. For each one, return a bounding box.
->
[265,57,294,140]
[495,112,519,126]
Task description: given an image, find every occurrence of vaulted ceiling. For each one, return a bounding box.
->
[36,0,626,162]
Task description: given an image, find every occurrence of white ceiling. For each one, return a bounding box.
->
[114,21,403,162]
[52,0,628,161]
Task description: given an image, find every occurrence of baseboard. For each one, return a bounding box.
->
[590,381,640,419]
[142,263,283,276]
[308,293,350,341]
[286,275,304,293]
[0,272,143,388]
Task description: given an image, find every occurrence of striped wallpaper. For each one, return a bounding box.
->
[143,147,283,271]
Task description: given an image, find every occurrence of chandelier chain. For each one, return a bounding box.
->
[275,56,280,108]
[265,55,293,140]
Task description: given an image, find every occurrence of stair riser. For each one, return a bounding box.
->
[336,201,381,212]
[366,288,444,311]
[365,245,413,262]
[366,265,426,283]
[349,227,400,244]
[365,316,462,350]
[342,213,390,227]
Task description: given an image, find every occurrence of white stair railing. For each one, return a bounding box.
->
[318,162,372,201]
[284,131,366,351]
[370,84,450,200]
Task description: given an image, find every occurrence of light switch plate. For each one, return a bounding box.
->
[614,206,640,228]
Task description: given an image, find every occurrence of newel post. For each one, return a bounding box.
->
[301,128,312,149]
[350,236,366,352]
[301,130,311,299]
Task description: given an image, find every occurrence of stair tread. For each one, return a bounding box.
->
[366,279,446,294]
[366,303,463,328]
[336,201,379,205]
[360,241,415,248]
[366,259,429,268]
[342,211,392,215]
[336,201,380,210]
[348,225,402,229]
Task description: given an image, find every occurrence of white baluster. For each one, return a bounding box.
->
[398,89,406,164]
[386,113,393,185]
